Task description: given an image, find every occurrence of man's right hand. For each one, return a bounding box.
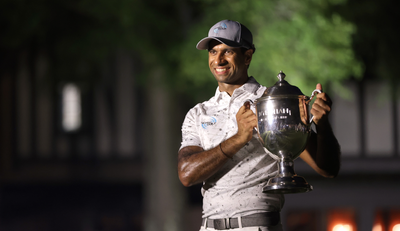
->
[234,101,257,145]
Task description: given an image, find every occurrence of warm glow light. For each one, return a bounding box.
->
[333,224,353,231]
[372,224,382,231]
[393,224,400,231]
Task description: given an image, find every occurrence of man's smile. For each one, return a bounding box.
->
[215,67,230,74]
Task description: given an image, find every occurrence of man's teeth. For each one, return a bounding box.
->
[216,68,226,72]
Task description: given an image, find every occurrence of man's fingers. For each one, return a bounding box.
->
[238,104,253,115]
[313,98,331,111]
[316,83,323,92]
[312,102,327,114]
[237,106,257,127]
[315,84,333,106]
[315,92,332,107]
[238,105,247,113]
[238,111,257,124]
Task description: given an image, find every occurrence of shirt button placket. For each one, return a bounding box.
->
[228,99,236,134]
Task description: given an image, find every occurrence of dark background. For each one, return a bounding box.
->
[1,0,399,230]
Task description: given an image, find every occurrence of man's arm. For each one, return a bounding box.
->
[300,84,341,178]
[178,102,256,187]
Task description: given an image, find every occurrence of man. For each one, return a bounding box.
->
[178,19,340,231]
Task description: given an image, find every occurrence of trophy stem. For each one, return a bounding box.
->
[278,159,296,177]
[262,157,313,194]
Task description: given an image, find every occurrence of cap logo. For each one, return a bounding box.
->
[213,22,227,34]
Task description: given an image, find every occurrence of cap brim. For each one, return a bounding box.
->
[196,37,242,50]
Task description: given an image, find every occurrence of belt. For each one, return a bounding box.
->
[202,212,280,230]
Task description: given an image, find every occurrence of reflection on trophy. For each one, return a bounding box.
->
[254,71,321,194]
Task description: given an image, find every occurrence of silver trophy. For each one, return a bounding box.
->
[254,71,321,194]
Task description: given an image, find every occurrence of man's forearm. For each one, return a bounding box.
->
[178,134,246,187]
[315,123,341,177]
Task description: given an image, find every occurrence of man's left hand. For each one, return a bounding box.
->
[310,83,332,127]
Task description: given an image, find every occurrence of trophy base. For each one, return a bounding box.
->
[262,175,313,194]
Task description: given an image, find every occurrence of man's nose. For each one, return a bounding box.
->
[214,53,226,65]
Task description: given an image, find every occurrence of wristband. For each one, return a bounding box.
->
[220,143,232,159]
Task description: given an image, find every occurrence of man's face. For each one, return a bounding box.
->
[208,40,252,85]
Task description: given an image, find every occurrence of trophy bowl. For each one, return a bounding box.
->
[255,71,320,194]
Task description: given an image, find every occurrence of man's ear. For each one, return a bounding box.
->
[244,49,254,66]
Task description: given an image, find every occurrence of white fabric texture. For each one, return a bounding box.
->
[180,77,285,219]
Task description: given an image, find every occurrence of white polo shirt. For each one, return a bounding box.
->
[180,77,285,219]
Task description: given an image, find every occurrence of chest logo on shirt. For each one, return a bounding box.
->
[201,116,217,129]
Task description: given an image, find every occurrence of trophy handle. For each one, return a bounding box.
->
[309,89,322,123]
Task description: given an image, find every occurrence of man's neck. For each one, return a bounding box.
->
[218,77,249,96]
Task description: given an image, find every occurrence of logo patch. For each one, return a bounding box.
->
[201,116,217,129]
[213,22,227,34]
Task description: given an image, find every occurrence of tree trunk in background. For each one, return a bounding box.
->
[144,67,185,231]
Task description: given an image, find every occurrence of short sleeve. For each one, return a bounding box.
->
[179,108,203,150]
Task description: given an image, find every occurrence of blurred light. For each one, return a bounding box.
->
[328,209,356,231]
[393,224,400,231]
[373,210,384,231]
[333,224,353,231]
[372,224,383,231]
[62,83,81,132]
[389,209,400,231]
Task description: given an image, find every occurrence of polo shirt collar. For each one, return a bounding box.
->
[214,76,260,102]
